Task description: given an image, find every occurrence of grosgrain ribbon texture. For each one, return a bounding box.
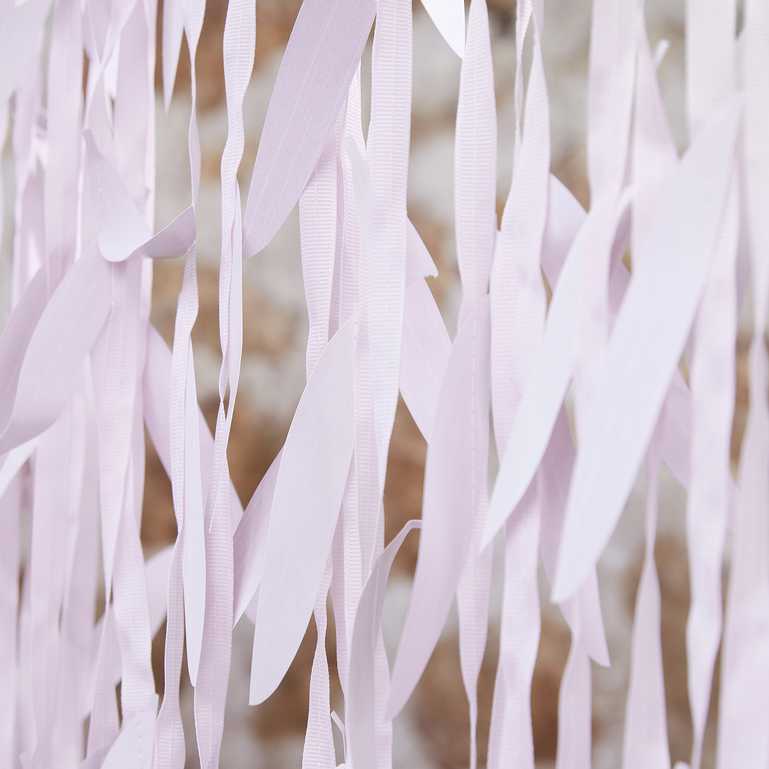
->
[0,1,762,768]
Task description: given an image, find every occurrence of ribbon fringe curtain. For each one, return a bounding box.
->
[0,1,763,768]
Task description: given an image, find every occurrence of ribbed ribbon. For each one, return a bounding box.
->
[154,0,206,765]
[621,11,676,769]
[365,1,412,766]
[0,2,764,767]
[299,116,341,769]
[487,1,548,766]
[454,3,496,767]
[683,2,738,767]
[387,6,493,759]
[193,0,254,764]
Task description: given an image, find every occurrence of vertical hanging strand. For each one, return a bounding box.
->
[44,0,81,291]
[366,2,412,765]
[59,399,100,764]
[107,0,158,745]
[622,445,669,769]
[717,3,769,768]
[344,80,381,764]
[683,0,738,766]
[10,51,44,296]
[299,120,341,769]
[194,0,254,764]
[51,393,87,766]
[27,408,77,768]
[25,1,83,764]
[39,7,85,757]
[385,0,492,750]
[176,0,207,691]
[487,0,549,766]
[365,0,412,568]
[556,1,635,766]
[454,2,496,767]
[155,0,207,765]
[620,11,676,769]
[6,57,44,761]
[585,0,635,204]
[331,72,365,704]
[77,13,154,764]
[81,10,122,756]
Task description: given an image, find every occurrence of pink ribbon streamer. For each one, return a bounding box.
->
[0,2,763,766]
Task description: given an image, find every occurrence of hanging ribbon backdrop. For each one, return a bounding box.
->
[0,0,762,767]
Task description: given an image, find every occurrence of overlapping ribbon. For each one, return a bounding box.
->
[0,0,762,767]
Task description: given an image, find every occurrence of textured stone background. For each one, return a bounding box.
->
[0,2,750,767]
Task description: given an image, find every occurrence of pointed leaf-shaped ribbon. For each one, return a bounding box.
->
[485,170,720,550]
[100,709,156,769]
[0,256,111,455]
[400,280,451,441]
[544,175,703,493]
[348,520,421,769]
[87,136,195,263]
[232,455,279,624]
[552,98,741,602]
[540,404,610,667]
[232,217,444,624]
[482,189,631,549]
[248,318,355,705]
[420,0,465,57]
[387,297,490,718]
[0,270,48,439]
[130,206,196,262]
[243,0,376,257]
[161,0,184,109]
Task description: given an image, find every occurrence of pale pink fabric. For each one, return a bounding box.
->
[0,1,760,768]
